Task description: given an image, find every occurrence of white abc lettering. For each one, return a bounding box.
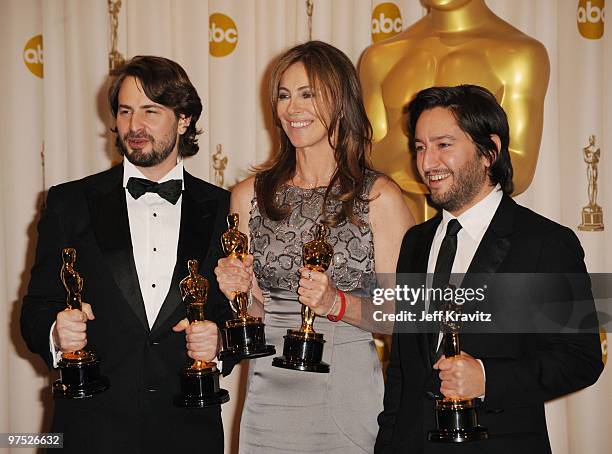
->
[24,45,44,64]
[372,13,402,34]
[225,28,237,43]
[393,17,402,32]
[577,1,605,23]
[209,22,238,43]
[372,17,380,34]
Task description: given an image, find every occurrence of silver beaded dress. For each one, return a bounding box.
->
[238,170,383,453]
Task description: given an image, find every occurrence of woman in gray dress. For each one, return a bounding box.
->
[215,41,414,453]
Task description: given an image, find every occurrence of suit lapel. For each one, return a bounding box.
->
[463,195,515,284]
[88,166,149,332]
[460,195,516,354]
[150,173,218,334]
[413,216,442,368]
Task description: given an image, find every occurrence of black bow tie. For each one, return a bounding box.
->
[126,177,183,204]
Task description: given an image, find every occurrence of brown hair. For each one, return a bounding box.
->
[108,55,202,157]
[255,40,373,226]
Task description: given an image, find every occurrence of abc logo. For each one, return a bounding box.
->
[209,13,238,57]
[577,0,605,40]
[23,34,43,78]
[371,2,403,43]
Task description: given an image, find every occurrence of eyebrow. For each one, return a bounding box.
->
[117,103,165,110]
[415,134,456,142]
[278,85,311,92]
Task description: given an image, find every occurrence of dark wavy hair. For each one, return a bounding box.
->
[255,40,373,226]
[108,55,202,157]
[406,84,514,194]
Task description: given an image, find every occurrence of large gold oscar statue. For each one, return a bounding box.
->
[360,0,550,222]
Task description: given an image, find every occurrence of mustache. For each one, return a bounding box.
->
[122,132,154,142]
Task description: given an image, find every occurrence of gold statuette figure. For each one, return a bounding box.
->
[272,223,333,373]
[174,259,229,407]
[218,214,276,360]
[579,135,604,231]
[212,144,228,189]
[53,248,109,399]
[360,0,550,223]
[428,300,488,442]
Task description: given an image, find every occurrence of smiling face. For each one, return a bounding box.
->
[115,76,189,169]
[276,62,331,152]
[415,107,493,215]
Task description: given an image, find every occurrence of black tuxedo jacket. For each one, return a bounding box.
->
[21,165,236,454]
[375,195,603,454]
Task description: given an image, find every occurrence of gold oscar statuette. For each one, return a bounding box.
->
[360,0,549,223]
[218,213,276,360]
[272,223,333,373]
[52,248,109,399]
[579,135,604,231]
[212,144,228,189]
[428,301,488,442]
[174,259,229,407]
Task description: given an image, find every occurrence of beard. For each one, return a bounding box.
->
[428,153,488,213]
[115,130,178,168]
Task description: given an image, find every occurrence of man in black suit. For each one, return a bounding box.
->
[21,56,235,453]
[375,85,603,453]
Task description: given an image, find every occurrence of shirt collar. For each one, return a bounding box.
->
[122,157,185,190]
[441,184,503,241]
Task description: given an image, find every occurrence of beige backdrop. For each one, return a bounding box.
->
[0,1,610,453]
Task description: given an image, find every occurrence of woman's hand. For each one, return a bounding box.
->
[297,267,338,317]
[214,254,254,301]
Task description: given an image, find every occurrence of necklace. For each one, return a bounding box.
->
[291,169,335,189]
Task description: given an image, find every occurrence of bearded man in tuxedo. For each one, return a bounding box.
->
[21,56,235,454]
[375,85,603,454]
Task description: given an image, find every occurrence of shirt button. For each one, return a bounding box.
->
[152,283,156,288]
[153,247,157,252]
[153,213,157,217]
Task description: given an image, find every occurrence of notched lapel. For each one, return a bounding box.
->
[150,190,218,333]
[88,182,149,332]
[465,195,515,277]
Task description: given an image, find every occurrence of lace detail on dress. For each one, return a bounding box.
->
[249,170,380,295]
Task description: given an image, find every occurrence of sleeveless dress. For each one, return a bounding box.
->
[239,170,384,453]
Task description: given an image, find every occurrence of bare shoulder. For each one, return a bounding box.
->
[369,174,404,205]
[369,174,415,228]
[230,175,256,214]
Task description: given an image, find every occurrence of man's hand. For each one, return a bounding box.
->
[434,351,485,399]
[53,303,95,353]
[172,319,220,362]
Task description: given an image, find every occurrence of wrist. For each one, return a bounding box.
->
[327,289,347,322]
[324,290,339,317]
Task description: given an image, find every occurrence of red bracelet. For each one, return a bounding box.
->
[327,289,346,322]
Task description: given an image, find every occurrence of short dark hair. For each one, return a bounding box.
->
[406,84,514,194]
[108,55,202,157]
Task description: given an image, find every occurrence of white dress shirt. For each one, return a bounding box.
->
[426,184,503,391]
[123,159,183,328]
[50,159,184,366]
[427,184,503,276]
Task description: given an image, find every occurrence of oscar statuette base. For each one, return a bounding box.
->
[52,355,110,399]
[174,365,229,408]
[579,205,604,231]
[271,329,329,373]
[219,317,276,361]
[428,398,488,443]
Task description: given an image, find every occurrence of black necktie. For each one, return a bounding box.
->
[126,177,183,205]
[429,219,462,362]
